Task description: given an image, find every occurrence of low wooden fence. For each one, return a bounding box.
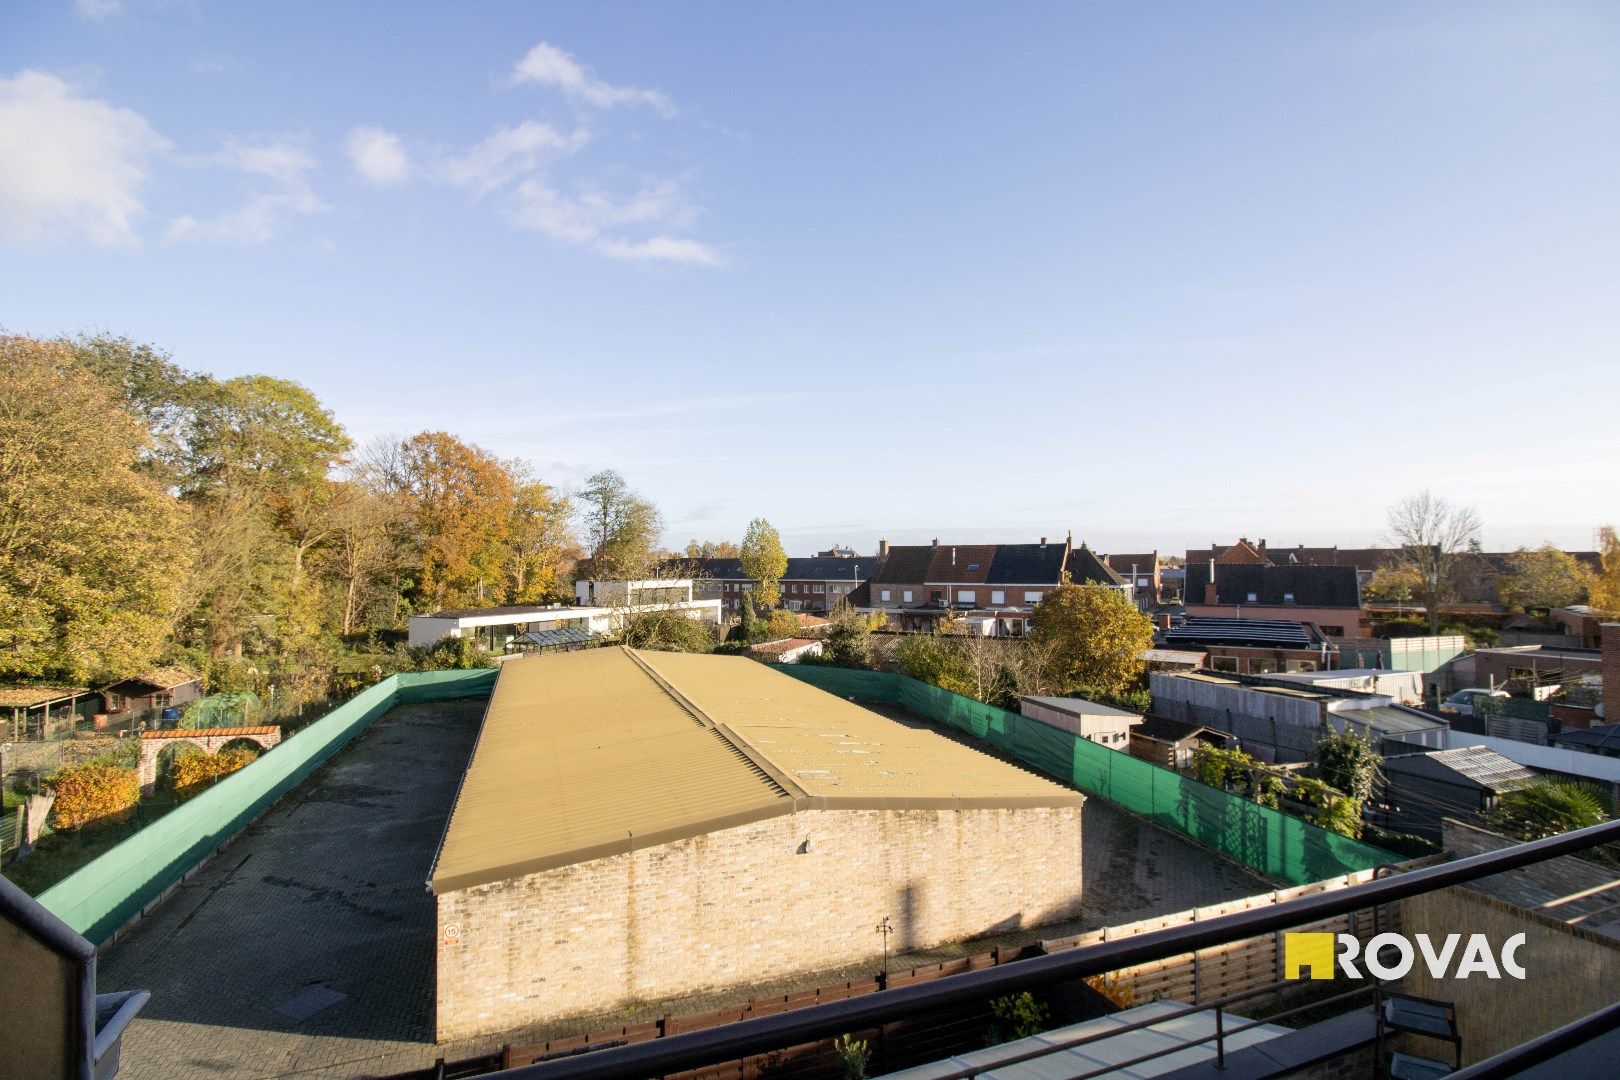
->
[1041,861,1444,1006]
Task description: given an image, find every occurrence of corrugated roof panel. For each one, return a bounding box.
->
[432,648,1081,893]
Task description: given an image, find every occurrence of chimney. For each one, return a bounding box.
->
[878,539,889,558]
[1040,536,1047,547]
[1158,612,1172,631]
[932,537,939,547]
[1204,559,1218,605]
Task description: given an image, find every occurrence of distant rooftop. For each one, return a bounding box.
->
[1022,695,1141,719]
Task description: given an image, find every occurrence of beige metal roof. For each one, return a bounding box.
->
[431,647,1079,893]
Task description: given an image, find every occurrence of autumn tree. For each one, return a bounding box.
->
[505,463,580,603]
[323,480,409,634]
[0,336,192,681]
[397,432,515,609]
[1497,544,1593,612]
[1028,583,1154,698]
[740,517,788,610]
[686,539,740,559]
[1586,526,1620,618]
[1380,491,1483,631]
[577,469,662,577]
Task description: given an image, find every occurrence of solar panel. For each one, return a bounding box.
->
[1164,618,1314,649]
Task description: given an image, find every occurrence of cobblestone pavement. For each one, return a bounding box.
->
[96,699,1272,1079]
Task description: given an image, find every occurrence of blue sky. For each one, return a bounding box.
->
[3,2,1617,556]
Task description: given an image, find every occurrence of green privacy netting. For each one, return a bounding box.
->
[39,668,496,944]
[785,666,1393,886]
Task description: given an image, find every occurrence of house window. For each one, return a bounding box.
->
[1212,656,1239,673]
[957,589,976,604]
[967,563,980,571]
[903,590,913,603]
[881,589,892,602]
[814,584,825,593]
[1283,592,1295,604]
[1251,658,1278,674]
[1024,591,1043,602]
[1247,592,1258,603]
[1285,660,1318,672]
[991,590,1006,605]
[1321,625,1344,637]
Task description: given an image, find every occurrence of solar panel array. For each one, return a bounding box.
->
[1164,617,1314,649]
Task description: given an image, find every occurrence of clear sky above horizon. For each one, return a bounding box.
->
[4,1,1617,557]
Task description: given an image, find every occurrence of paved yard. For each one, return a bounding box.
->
[97,696,1271,1079]
[99,699,486,1080]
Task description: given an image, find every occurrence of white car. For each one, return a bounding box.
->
[1442,688,1510,717]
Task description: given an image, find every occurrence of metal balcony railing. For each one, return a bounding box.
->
[480,817,1620,1080]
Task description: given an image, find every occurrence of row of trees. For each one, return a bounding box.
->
[1369,490,1619,622]
[2,333,672,686]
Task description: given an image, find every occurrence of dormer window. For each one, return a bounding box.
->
[1283,592,1295,604]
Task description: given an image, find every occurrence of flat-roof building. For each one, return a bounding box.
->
[430,647,1084,1041]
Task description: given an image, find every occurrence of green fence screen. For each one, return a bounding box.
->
[785,666,1392,885]
[39,668,495,944]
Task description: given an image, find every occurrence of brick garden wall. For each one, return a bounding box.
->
[434,804,1084,1042]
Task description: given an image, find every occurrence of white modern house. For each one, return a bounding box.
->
[407,580,722,652]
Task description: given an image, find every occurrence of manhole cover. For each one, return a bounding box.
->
[273,984,348,1022]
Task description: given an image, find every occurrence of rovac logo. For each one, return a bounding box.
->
[1283,931,1527,981]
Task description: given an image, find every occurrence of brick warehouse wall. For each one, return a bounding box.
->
[434,804,1084,1042]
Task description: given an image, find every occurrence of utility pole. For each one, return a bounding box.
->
[876,916,893,977]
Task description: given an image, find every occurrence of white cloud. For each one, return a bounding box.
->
[594,236,724,267]
[0,70,168,246]
[510,178,721,265]
[345,126,411,185]
[510,42,676,117]
[166,137,326,244]
[75,0,124,21]
[444,121,589,193]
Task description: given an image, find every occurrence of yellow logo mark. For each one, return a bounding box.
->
[1284,932,1336,980]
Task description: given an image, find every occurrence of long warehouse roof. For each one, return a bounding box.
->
[430,647,1080,893]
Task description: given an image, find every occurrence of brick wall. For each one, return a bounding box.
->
[1397,884,1620,1064]
[434,805,1083,1042]
[1603,623,1619,720]
[1440,819,1620,925]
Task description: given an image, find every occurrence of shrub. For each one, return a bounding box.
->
[833,1034,871,1080]
[989,991,1049,1042]
[49,763,139,830]
[170,747,260,801]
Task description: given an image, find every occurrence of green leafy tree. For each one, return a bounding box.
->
[577,469,662,578]
[620,608,717,653]
[1312,729,1380,806]
[894,633,976,697]
[1489,780,1611,840]
[823,601,875,668]
[1497,544,1592,612]
[739,517,788,610]
[0,336,192,681]
[1028,584,1153,697]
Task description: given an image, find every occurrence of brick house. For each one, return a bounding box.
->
[680,555,878,616]
[1183,561,1366,638]
[1103,551,1160,607]
[864,537,1073,635]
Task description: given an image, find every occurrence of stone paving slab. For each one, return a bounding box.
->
[96,697,1272,1079]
